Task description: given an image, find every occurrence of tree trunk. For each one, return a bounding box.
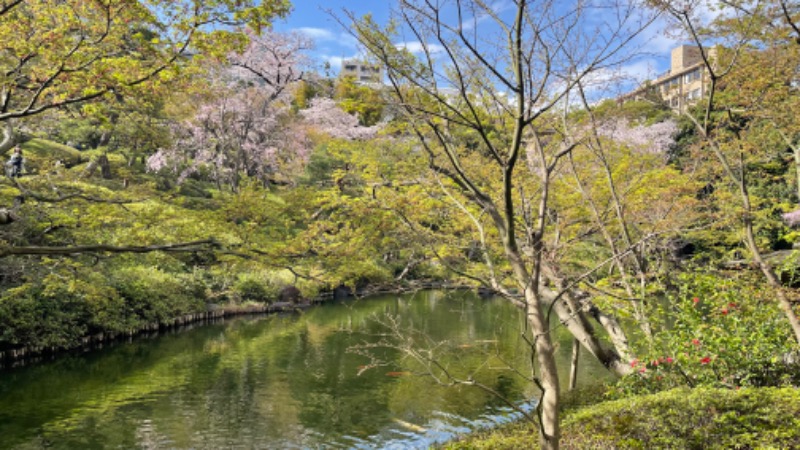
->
[523,287,561,450]
[81,159,98,179]
[549,293,632,376]
[98,130,112,148]
[569,338,580,391]
[0,121,16,156]
[99,154,112,179]
[793,145,800,202]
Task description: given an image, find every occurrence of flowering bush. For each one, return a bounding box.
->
[615,271,799,395]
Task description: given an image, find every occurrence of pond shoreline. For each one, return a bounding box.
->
[0,280,482,369]
[0,289,543,449]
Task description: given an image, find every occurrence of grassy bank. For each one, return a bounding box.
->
[444,387,800,449]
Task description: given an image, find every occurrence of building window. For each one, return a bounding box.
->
[684,69,701,83]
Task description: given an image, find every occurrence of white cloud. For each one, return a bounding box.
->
[618,59,661,84]
[325,56,344,71]
[296,27,335,41]
[558,60,661,103]
[395,41,445,54]
[295,27,358,49]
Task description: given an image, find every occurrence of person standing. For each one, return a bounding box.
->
[6,146,23,177]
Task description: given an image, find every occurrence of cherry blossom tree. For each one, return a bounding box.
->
[229,30,314,102]
[300,97,383,141]
[148,31,314,190]
[596,119,678,155]
[150,88,302,189]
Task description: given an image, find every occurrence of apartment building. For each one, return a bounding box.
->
[339,59,384,84]
[621,45,715,112]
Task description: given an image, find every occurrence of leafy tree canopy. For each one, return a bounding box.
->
[0,0,291,144]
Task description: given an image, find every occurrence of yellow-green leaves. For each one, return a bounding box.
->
[0,0,289,122]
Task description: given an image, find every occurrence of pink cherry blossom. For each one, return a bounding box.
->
[596,118,678,155]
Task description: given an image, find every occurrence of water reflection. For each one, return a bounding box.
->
[0,290,608,449]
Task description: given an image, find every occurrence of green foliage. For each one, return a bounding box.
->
[616,271,798,394]
[300,142,343,186]
[232,272,281,303]
[20,138,82,160]
[592,99,673,126]
[334,75,385,126]
[0,269,119,350]
[560,388,800,450]
[440,421,537,450]
[111,266,207,325]
[0,285,86,350]
[0,259,213,352]
[445,387,800,449]
[291,78,333,110]
[0,0,290,122]
[178,179,213,199]
[17,138,84,175]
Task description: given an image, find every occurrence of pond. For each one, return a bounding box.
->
[0,290,609,449]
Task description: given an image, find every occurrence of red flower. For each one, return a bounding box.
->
[666,357,674,364]
[692,339,701,346]
[692,297,700,304]
[639,367,646,373]
[630,359,638,367]
[700,356,711,365]
[728,302,737,309]
[721,308,729,315]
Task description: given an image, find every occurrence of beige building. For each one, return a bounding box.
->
[621,45,716,112]
[339,59,384,84]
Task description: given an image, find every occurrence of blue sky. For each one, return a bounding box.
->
[271,0,718,92]
[273,1,391,74]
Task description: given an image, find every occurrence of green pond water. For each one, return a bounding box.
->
[0,290,609,449]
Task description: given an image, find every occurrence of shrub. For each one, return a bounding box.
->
[561,387,800,449]
[0,272,119,350]
[444,387,800,449]
[111,266,206,326]
[617,271,798,394]
[233,276,275,303]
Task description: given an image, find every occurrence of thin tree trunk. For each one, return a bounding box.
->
[569,338,580,391]
[790,144,800,202]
